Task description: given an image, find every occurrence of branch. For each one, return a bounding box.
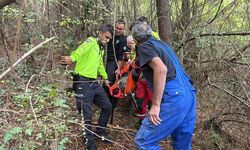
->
[25,74,39,124]
[0,36,56,80]
[0,0,16,9]
[178,31,250,49]
[207,77,250,108]
[207,0,224,25]
[230,42,250,62]
[218,119,250,126]
[0,108,22,114]
[52,117,130,150]
[229,41,250,68]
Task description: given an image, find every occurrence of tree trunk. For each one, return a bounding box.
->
[132,0,137,20]
[0,0,15,9]
[179,0,191,63]
[156,0,172,45]
[181,0,190,29]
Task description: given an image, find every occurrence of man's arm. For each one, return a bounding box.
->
[61,38,92,65]
[98,59,110,85]
[98,58,108,80]
[148,57,167,125]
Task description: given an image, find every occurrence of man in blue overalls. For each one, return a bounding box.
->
[132,22,196,149]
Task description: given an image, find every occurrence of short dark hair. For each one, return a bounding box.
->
[137,16,149,24]
[99,24,114,35]
[116,19,125,25]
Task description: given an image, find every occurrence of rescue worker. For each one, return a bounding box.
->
[137,16,160,40]
[105,19,128,123]
[126,35,153,121]
[132,22,196,149]
[60,24,113,150]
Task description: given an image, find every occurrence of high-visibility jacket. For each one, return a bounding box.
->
[70,36,108,79]
[152,31,160,40]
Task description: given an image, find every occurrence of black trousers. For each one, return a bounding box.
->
[106,59,117,84]
[105,60,118,108]
[74,76,112,145]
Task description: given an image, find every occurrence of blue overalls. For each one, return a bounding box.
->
[135,38,196,150]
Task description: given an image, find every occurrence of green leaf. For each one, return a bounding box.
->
[48,89,57,98]
[3,127,22,143]
[59,137,69,150]
[54,99,69,108]
[10,127,22,134]
[0,146,6,150]
[25,128,33,136]
[3,132,12,143]
[36,133,42,140]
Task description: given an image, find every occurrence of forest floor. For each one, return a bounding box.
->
[66,96,174,150]
[1,50,249,150]
[63,89,202,150]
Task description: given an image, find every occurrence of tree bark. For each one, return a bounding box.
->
[132,0,137,20]
[0,0,15,9]
[180,0,190,29]
[156,0,172,45]
[179,0,191,63]
[0,28,11,63]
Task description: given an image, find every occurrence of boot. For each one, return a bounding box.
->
[86,141,97,150]
[95,131,112,144]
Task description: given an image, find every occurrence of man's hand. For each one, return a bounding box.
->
[60,56,72,65]
[104,80,110,86]
[148,104,162,126]
[115,68,120,75]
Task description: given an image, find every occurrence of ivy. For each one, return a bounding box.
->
[0,146,6,150]
[53,98,69,108]
[59,137,69,150]
[3,127,23,143]
[35,133,43,140]
[25,128,33,136]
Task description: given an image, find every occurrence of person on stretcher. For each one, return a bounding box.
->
[126,35,153,122]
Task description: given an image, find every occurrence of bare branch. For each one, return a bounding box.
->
[178,32,250,49]
[230,42,250,62]
[0,108,22,114]
[0,36,56,80]
[218,119,250,126]
[207,77,250,108]
[207,0,224,25]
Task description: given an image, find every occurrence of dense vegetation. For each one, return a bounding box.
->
[0,0,249,149]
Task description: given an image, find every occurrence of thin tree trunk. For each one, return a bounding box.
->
[13,0,24,60]
[179,0,191,63]
[132,0,137,20]
[156,0,172,45]
[181,0,190,29]
[0,28,11,63]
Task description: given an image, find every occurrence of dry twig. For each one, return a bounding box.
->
[0,36,56,80]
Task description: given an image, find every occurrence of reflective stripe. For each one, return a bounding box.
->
[135,112,147,117]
